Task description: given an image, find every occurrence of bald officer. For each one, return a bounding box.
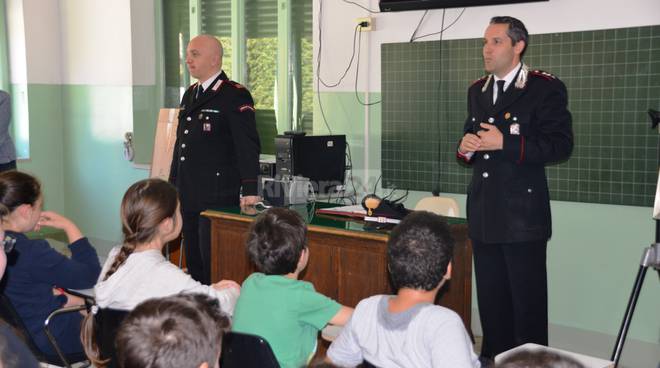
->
[169,35,261,284]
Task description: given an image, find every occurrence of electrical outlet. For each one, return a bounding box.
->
[357,17,373,32]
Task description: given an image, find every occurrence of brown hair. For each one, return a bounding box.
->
[496,349,585,368]
[0,171,41,213]
[81,178,179,367]
[102,178,179,281]
[117,293,229,368]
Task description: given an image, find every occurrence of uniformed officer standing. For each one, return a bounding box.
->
[457,17,573,364]
[169,35,261,284]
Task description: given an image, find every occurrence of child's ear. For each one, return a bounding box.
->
[16,203,31,218]
[297,247,309,268]
[443,262,453,280]
[158,216,174,235]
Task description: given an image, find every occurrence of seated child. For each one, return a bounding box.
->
[0,171,101,356]
[327,211,480,368]
[0,204,40,368]
[232,208,353,368]
[93,178,240,311]
[83,178,239,365]
[116,293,230,368]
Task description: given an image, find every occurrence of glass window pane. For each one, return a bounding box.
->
[163,0,190,107]
[201,0,232,78]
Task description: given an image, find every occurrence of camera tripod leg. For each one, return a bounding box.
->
[610,264,648,367]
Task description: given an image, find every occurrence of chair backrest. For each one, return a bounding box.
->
[0,293,46,360]
[414,196,460,217]
[95,308,129,368]
[220,331,280,368]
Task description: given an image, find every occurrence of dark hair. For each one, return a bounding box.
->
[103,178,179,281]
[490,16,529,58]
[0,171,41,212]
[496,349,586,368]
[246,208,307,275]
[116,293,230,368]
[387,211,454,291]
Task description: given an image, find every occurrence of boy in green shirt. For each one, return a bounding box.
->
[232,208,353,368]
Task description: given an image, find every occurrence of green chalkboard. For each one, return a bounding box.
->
[382,25,660,207]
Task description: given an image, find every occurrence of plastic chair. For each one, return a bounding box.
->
[414,196,460,217]
[0,293,89,367]
[220,331,280,368]
[93,307,130,368]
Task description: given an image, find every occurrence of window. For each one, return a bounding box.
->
[292,1,313,133]
[162,0,190,107]
[201,0,232,79]
[162,0,314,151]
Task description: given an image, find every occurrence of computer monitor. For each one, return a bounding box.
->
[275,134,347,195]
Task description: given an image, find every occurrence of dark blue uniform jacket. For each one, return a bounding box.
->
[459,69,573,244]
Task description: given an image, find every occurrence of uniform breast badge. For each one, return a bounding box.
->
[510,123,520,135]
[203,123,212,132]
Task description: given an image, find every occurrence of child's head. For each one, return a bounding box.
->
[103,178,180,281]
[496,349,585,368]
[121,178,180,245]
[387,211,454,291]
[0,171,43,232]
[246,208,307,275]
[116,293,230,368]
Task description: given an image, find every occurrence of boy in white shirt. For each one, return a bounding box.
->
[327,211,480,368]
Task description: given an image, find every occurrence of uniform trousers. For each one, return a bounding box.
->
[472,239,548,359]
[182,211,212,285]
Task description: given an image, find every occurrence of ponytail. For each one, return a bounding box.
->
[80,312,109,367]
[101,244,136,282]
[103,178,178,280]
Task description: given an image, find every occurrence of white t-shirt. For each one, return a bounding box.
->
[328,295,480,368]
[94,246,238,315]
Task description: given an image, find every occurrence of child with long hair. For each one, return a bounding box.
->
[82,178,239,366]
[0,170,101,357]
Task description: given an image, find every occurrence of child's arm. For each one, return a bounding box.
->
[38,211,83,243]
[328,305,354,326]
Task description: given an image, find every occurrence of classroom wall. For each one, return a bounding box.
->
[7,0,155,245]
[313,0,660,366]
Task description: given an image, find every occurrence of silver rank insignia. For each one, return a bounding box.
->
[510,123,520,135]
[203,123,211,131]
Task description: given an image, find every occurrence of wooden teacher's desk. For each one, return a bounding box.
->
[200,205,473,332]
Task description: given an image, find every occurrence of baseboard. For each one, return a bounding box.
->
[471,309,659,368]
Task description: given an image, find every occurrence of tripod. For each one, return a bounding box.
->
[610,244,660,367]
[611,109,660,367]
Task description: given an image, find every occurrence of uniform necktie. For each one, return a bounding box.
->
[494,80,505,105]
[195,85,204,102]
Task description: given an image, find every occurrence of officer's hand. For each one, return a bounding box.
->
[476,123,503,150]
[240,195,261,207]
[459,133,481,154]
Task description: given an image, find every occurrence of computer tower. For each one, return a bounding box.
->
[274,134,346,194]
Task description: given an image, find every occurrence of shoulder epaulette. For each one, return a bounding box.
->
[471,75,489,86]
[529,70,557,81]
[227,81,247,89]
